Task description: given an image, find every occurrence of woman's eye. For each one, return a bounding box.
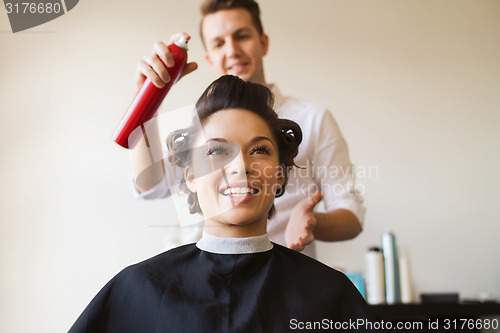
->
[207,146,228,156]
[251,145,270,155]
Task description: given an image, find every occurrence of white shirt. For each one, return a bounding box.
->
[133,85,366,258]
[269,85,366,257]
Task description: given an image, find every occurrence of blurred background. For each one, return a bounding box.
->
[0,0,499,331]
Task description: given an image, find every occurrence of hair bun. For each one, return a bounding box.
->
[166,129,192,168]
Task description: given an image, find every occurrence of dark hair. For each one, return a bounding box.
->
[200,0,264,46]
[167,75,302,218]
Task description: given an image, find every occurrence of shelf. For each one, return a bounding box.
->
[369,302,500,321]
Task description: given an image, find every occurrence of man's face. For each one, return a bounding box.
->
[202,8,269,85]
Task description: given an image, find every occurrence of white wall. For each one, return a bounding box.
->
[1,0,499,332]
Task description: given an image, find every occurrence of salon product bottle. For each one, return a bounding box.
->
[365,246,386,304]
[381,231,401,304]
[399,252,414,303]
[113,37,189,149]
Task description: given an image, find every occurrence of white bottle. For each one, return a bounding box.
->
[365,246,386,304]
[382,231,401,304]
[399,252,414,303]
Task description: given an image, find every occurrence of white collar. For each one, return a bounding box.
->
[267,83,286,110]
[196,232,273,254]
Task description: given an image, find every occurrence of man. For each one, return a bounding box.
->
[131,0,365,258]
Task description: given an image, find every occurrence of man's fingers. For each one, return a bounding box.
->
[153,41,174,67]
[289,242,305,252]
[179,62,198,80]
[134,71,146,88]
[289,230,314,252]
[302,233,315,246]
[146,54,171,84]
[300,190,322,212]
[136,59,166,89]
[311,190,322,204]
[305,216,316,231]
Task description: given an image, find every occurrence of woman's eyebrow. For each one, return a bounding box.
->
[249,136,275,146]
[206,138,227,143]
[205,136,275,145]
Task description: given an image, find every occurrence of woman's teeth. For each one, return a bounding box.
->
[223,187,257,196]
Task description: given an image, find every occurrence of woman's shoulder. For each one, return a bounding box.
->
[116,243,199,281]
[270,243,367,311]
[271,243,351,282]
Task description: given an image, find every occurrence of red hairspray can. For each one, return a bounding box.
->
[113,37,189,149]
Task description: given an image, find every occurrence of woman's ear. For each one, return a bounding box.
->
[278,163,286,187]
[184,166,197,193]
[274,164,287,198]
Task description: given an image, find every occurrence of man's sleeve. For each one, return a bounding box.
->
[131,176,170,200]
[313,110,366,225]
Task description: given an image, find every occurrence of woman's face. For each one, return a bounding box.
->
[185,108,284,237]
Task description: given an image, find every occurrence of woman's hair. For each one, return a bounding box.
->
[167,75,302,218]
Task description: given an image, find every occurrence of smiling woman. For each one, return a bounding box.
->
[68,75,372,333]
[166,75,301,238]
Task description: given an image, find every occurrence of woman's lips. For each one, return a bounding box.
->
[222,186,259,196]
[219,185,260,205]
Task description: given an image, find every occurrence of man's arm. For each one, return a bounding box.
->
[130,119,165,193]
[129,33,198,194]
[285,106,365,251]
[313,208,362,241]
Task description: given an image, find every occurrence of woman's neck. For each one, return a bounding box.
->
[203,218,267,238]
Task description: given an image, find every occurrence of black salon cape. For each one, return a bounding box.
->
[69,243,371,333]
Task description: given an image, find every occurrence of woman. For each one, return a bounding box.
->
[69,75,371,332]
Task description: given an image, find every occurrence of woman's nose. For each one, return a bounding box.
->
[227,153,249,176]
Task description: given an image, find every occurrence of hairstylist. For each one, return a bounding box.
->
[131,0,366,258]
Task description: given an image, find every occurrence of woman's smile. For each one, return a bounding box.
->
[220,182,261,205]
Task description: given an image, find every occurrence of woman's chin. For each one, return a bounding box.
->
[208,209,265,229]
[221,211,258,225]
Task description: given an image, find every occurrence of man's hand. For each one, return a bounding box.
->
[135,32,198,89]
[285,191,323,251]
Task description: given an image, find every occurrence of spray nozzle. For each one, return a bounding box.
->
[174,36,189,51]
